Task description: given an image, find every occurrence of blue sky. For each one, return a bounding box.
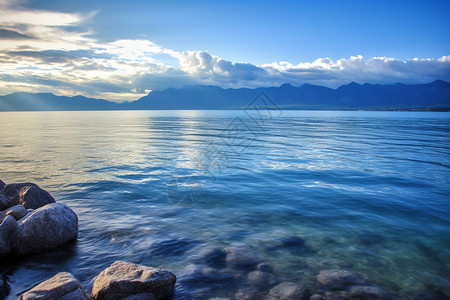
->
[0,0,449,101]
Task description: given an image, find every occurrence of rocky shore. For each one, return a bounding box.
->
[0,179,414,299]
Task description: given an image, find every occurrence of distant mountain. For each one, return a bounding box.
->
[1,80,449,111]
[129,80,450,110]
[0,92,119,111]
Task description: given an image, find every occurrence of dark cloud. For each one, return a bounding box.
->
[5,50,85,64]
[0,28,36,40]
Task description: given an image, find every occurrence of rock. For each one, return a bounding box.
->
[199,247,227,268]
[123,293,157,300]
[256,262,274,274]
[317,270,365,289]
[350,286,390,299]
[0,179,5,189]
[0,210,5,223]
[0,215,17,256]
[225,243,263,268]
[0,194,7,211]
[246,270,273,288]
[19,272,88,300]
[91,261,176,300]
[1,183,56,209]
[5,204,28,220]
[235,288,258,300]
[19,185,56,209]
[268,282,308,300]
[310,294,323,300]
[11,203,78,255]
[1,273,10,299]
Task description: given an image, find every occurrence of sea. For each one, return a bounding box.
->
[0,110,449,299]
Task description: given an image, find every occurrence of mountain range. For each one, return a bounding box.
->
[1,80,449,111]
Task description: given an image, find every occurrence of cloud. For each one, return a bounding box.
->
[0,1,449,102]
[261,55,450,87]
[0,28,36,40]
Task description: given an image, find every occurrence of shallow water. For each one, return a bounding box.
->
[0,110,449,299]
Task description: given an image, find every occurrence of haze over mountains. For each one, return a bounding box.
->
[1,80,449,111]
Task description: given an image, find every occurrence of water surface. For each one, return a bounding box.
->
[0,110,449,299]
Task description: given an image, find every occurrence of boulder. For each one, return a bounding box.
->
[310,294,323,300]
[0,194,7,211]
[5,204,28,220]
[268,282,309,300]
[350,286,390,299]
[246,270,273,288]
[1,273,10,299]
[235,288,257,300]
[1,183,55,209]
[198,247,227,268]
[19,185,56,209]
[91,261,176,300]
[0,215,17,256]
[0,179,5,189]
[11,203,78,255]
[317,270,365,289]
[19,272,88,300]
[225,243,263,267]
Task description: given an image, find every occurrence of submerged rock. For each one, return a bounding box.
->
[246,270,274,288]
[91,261,176,300]
[11,203,78,255]
[1,183,55,209]
[268,282,309,300]
[317,270,365,289]
[0,215,17,255]
[225,243,263,268]
[350,286,390,300]
[235,287,258,300]
[19,272,88,300]
[198,247,227,268]
[5,204,28,220]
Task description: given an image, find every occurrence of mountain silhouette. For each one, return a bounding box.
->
[1,80,449,111]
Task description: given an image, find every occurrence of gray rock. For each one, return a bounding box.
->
[310,294,323,300]
[19,272,88,300]
[11,203,78,255]
[0,215,17,256]
[350,286,390,299]
[317,270,365,289]
[246,270,273,288]
[256,262,274,274]
[199,247,227,268]
[235,288,258,300]
[0,179,5,189]
[123,293,157,300]
[5,204,28,220]
[91,261,176,300]
[0,194,7,211]
[1,273,10,299]
[268,282,308,300]
[1,183,55,209]
[0,210,5,224]
[225,243,263,267]
[19,185,56,209]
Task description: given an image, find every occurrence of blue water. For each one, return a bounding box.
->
[0,110,449,299]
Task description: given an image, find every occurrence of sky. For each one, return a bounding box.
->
[0,0,449,102]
